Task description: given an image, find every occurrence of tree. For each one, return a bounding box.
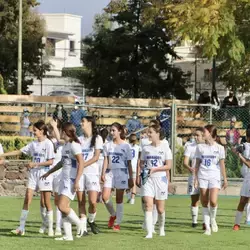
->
[81,0,191,99]
[0,0,50,94]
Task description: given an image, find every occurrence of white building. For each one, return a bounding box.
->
[29,13,84,97]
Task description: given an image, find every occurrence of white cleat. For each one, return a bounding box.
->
[159,229,165,236]
[211,220,218,233]
[55,236,73,241]
[142,222,146,230]
[152,225,156,234]
[76,221,85,238]
[39,225,47,234]
[203,228,211,236]
[48,229,54,237]
[145,234,153,239]
[55,228,62,236]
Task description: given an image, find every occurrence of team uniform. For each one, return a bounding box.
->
[240,142,250,197]
[97,140,108,177]
[58,141,82,200]
[103,141,133,190]
[130,143,140,179]
[140,142,172,200]
[78,135,103,192]
[21,138,55,191]
[184,141,199,195]
[195,143,225,189]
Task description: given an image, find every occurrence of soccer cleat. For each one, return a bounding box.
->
[202,223,206,230]
[192,223,198,228]
[142,222,146,230]
[11,229,25,236]
[108,216,116,228]
[145,234,153,239]
[159,229,165,236]
[203,228,211,236]
[55,228,62,236]
[130,199,135,205]
[88,220,100,234]
[127,199,131,204]
[113,225,120,231]
[55,236,73,241]
[211,220,218,233]
[39,224,47,234]
[48,229,54,237]
[233,224,240,231]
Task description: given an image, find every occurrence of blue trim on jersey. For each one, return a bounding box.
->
[71,159,77,168]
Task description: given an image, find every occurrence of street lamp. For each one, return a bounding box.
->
[17,0,22,95]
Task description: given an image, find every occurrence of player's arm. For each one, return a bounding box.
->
[82,149,101,168]
[0,150,22,158]
[219,158,228,190]
[27,158,54,169]
[183,155,192,173]
[150,160,171,174]
[41,160,63,179]
[127,160,134,188]
[74,153,84,191]
[101,156,108,182]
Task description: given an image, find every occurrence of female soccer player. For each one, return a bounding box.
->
[0,120,55,236]
[139,124,172,238]
[77,116,103,235]
[194,124,228,235]
[101,122,134,231]
[183,127,205,227]
[41,122,85,241]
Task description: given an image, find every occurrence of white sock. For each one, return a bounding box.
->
[246,204,250,222]
[158,212,165,235]
[62,217,73,239]
[47,210,53,231]
[88,213,96,223]
[191,206,199,224]
[40,206,47,226]
[210,206,217,222]
[130,198,135,204]
[115,204,123,225]
[56,207,62,229]
[80,216,87,231]
[19,210,29,231]
[104,200,116,217]
[235,211,243,225]
[202,207,210,229]
[67,209,81,227]
[145,211,153,237]
[152,204,158,226]
[127,192,131,200]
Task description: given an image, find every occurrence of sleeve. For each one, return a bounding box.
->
[165,146,173,160]
[71,142,82,156]
[140,148,146,161]
[194,145,202,160]
[126,144,133,161]
[184,145,191,157]
[21,142,33,156]
[95,136,103,150]
[0,144,3,154]
[103,143,108,157]
[46,140,55,160]
[219,145,225,160]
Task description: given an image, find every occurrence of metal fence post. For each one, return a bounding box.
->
[45,103,48,122]
[171,102,176,182]
[209,105,213,124]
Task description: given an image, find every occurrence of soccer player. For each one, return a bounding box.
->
[233,129,250,230]
[101,122,134,231]
[194,124,228,235]
[0,120,55,236]
[138,124,172,238]
[41,122,85,241]
[183,128,205,227]
[77,116,103,235]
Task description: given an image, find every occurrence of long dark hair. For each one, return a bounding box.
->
[34,120,57,153]
[149,124,165,140]
[100,128,109,143]
[204,124,222,145]
[111,122,126,140]
[83,116,98,148]
[62,122,80,144]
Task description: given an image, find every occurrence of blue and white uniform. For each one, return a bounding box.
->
[240,142,250,197]
[21,138,55,191]
[130,143,140,179]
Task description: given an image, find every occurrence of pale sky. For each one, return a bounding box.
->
[37,0,110,37]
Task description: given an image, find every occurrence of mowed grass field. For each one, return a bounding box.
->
[0,196,249,250]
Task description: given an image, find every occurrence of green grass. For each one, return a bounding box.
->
[0,196,248,250]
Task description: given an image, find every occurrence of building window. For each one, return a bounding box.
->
[46,38,56,56]
[69,41,75,53]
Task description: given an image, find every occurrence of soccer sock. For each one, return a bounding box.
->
[246,204,250,222]
[210,206,217,222]
[80,216,87,232]
[56,207,62,229]
[202,207,210,229]
[62,217,73,239]
[88,212,96,223]
[115,204,123,225]
[126,192,131,200]
[235,211,243,225]
[145,211,153,236]
[40,206,47,226]
[191,206,199,224]
[47,210,53,231]
[67,209,81,227]
[152,204,158,226]
[158,212,165,233]
[104,200,116,217]
[19,210,29,231]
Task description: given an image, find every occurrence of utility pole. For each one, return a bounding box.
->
[17,0,23,95]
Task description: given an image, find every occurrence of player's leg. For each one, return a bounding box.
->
[209,187,220,232]
[39,192,47,234]
[191,194,200,227]
[155,200,165,236]
[143,196,154,238]
[130,178,136,205]
[43,191,54,236]
[88,190,99,234]
[113,189,125,231]
[245,198,250,224]
[76,191,87,235]
[54,192,62,236]
[200,186,210,235]
[234,196,249,230]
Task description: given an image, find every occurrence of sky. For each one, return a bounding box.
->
[37,0,110,37]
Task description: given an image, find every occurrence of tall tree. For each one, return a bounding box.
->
[81,0,191,99]
[0,0,50,94]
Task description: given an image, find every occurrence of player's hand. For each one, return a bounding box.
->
[40,172,50,180]
[74,181,80,192]
[188,167,194,173]
[101,174,105,183]
[26,162,36,169]
[136,176,141,188]
[50,119,58,128]
[128,178,134,189]
[194,178,198,189]
[222,179,228,190]
[0,159,5,165]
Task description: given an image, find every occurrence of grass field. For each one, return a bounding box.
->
[0,196,249,250]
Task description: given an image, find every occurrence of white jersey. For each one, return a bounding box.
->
[195,143,225,181]
[21,138,55,170]
[78,135,103,175]
[141,142,172,177]
[242,142,250,179]
[139,137,151,152]
[61,141,82,181]
[130,143,140,172]
[104,141,133,170]
[0,143,3,154]
[184,141,197,169]
[51,139,63,167]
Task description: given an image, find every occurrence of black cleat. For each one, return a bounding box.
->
[88,220,100,234]
[192,223,198,228]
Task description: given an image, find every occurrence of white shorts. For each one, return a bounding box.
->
[79,174,100,192]
[53,170,62,193]
[141,176,168,200]
[28,167,53,192]
[98,158,104,176]
[132,171,136,179]
[58,178,76,201]
[187,175,199,195]
[240,178,250,197]
[103,169,128,190]
[199,178,221,190]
